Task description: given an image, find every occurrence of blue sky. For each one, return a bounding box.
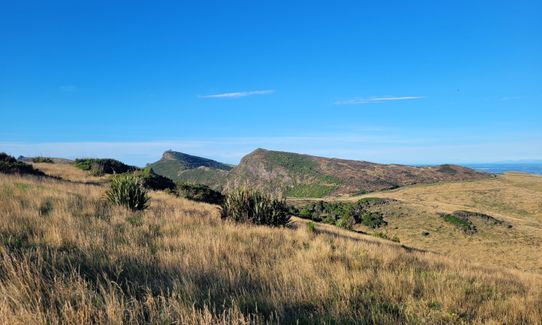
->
[1,1,541,166]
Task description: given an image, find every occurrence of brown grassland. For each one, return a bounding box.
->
[0,166,541,324]
[349,173,542,273]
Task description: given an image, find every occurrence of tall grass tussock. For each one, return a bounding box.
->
[105,174,149,211]
[221,188,290,226]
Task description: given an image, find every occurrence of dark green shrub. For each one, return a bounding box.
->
[105,174,149,211]
[373,232,400,243]
[0,153,45,176]
[176,182,224,205]
[39,198,54,216]
[299,207,312,218]
[32,157,54,163]
[336,215,356,230]
[440,213,477,234]
[359,211,387,228]
[136,167,176,191]
[306,221,316,233]
[74,158,137,176]
[294,198,391,229]
[221,189,290,226]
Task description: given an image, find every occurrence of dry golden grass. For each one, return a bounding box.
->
[31,162,111,184]
[1,173,541,324]
[345,173,542,273]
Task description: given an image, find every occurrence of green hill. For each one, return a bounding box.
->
[148,150,232,189]
[225,149,491,197]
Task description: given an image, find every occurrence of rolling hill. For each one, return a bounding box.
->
[328,172,542,273]
[225,148,491,197]
[148,150,232,189]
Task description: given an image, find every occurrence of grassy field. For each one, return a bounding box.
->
[1,168,542,323]
[344,173,542,273]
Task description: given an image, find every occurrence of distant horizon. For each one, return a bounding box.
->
[5,144,542,168]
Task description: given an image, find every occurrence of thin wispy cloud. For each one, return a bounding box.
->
[335,96,423,105]
[200,89,274,99]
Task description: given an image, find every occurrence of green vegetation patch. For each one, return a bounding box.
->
[437,164,458,175]
[106,174,149,211]
[0,153,45,176]
[265,151,318,174]
[177,168,228,189]
[440,213,477,234]
[74,158,137,176]
[135,167,176,191]
[372,232,400,243]
[221,188,290,226]
[453,210,507,226]
[31,157,54,163]
[294,198,390,230]
[176,182,224,205]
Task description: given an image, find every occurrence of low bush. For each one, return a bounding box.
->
[31,157,54,163]
[136,167,176,191]
[105,174,149,211]
[176,182,224,205]
[74,158,137,176]
[440,213,477,234]
[221,188,290,226]
[0,153,45,176]
[336,215,356,230]
[294,198,390,229]
[373,232,401,243]
[358,211,387,228]
[306,221,316,233]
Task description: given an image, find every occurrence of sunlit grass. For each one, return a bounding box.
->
[0,173,541,324]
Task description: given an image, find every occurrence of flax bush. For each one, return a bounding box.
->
[105,174,149,211]
[221,188,290,226]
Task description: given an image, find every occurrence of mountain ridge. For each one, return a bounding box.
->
[148,150,232,189]
[224,148,491,197]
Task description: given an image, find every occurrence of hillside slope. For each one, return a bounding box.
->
[0,172,540,323]
[149,150,232,189]
[226,149,491,197]
[341,172,542,273]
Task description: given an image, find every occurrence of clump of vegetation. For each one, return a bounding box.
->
[74,158,137,176]
[306,221,316,233]
[437,164,458,175]
[453,210,506,226]
[38,198,54,216]
[221,188,290,226]
[359,211,388,228]
[372,231,400,243]
[440,210,509,235]
[265,150,318,174]
[105,174,149,211]
[294,198,389,230]
[0,153,45,176]
[136,167,176,191]
[176,182,224,205]
[440,213,477,234]
[31,156,54,163]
